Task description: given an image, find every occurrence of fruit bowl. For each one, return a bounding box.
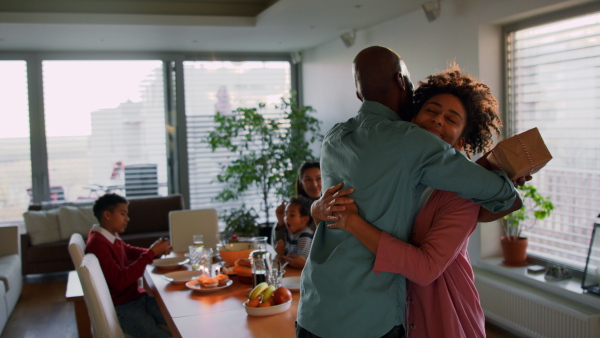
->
[219,242,255,266]
[243,299,292,317]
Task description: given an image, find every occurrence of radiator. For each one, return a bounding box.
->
[474,269,600,337]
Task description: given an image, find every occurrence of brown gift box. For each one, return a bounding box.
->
[483,127,552,180]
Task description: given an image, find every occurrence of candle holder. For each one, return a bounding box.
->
[582,215,600,296]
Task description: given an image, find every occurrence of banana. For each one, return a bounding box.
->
[249,282,269,300]
[261,285,277,303]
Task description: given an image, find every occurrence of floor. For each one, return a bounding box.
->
[2,272,521,338]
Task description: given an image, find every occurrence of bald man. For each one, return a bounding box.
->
[296,46,517,338]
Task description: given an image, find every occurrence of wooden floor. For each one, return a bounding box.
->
[2,272,520,338]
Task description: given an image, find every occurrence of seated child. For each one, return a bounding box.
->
[85,193,172,338]
[275,195,315,269]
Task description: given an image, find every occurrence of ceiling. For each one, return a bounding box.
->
[0,0,427,53]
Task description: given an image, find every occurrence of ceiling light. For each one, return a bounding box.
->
[422,0,441,22]
[340,30,355,48]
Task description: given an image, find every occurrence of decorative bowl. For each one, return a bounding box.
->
[243,299,292,317]
[219,242,255,266]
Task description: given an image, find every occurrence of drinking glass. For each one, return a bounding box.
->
[268,269,285,288]
[189,245,202,271]
[193,234,204,250]
[200,248,214,276]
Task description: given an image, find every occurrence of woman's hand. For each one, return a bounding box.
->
[328,202,359,232]
[311,182,355,224]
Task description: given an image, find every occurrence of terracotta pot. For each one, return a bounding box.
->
[500,236,528,266]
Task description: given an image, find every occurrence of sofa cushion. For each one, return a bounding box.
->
[0,254,20,292]
[58,206,96,240]
[23,209,62,245]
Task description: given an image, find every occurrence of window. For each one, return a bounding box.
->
[0,60,31,222]
[183,61,291,221]
[505,10,600,269]
[41,60,168,203]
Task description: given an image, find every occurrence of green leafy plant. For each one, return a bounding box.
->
[503,183,555,240]
[207,91,322,232]
[220,205,260,237]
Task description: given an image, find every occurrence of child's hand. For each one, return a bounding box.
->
[275,201,287,229]
[150,237,170,257]
[275,240,285,256]
[282,254,307,269]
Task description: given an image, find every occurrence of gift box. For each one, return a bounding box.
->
[483,127,552,180]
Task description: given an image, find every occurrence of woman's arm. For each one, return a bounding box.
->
[331,191,479,286]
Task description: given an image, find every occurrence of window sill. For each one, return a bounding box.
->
[475,257,600,311]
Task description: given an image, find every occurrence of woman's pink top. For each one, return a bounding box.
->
[373,189,485,338]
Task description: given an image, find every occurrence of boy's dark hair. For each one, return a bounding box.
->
[288,195,315,228]
[412,64,502,158]
[93,193,128,222]
[295,161,320,199]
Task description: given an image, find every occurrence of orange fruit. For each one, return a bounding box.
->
[258,300,272,307]
[246,297,260,307]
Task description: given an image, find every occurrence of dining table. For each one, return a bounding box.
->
[144,255,302,338]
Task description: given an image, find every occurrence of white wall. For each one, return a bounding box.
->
[300,0,594,259]
[302,0,593,145]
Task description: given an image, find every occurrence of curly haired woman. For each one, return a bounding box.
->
[313,65,522,337]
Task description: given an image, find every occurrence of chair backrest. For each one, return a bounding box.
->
[77,253,125,338]
[169,208,219,253]
[68,233,86,268]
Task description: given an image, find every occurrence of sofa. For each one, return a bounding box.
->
[21,194,185,275]
[0,225,22,335]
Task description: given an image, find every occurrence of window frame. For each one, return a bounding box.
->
[0,51,297,222]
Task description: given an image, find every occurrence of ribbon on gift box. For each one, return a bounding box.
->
[483,127,553,180]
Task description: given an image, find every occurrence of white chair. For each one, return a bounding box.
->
[169,208,219,253]
[68,233,86,268]
[77,253,126,338]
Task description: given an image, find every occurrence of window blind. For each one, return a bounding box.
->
[506,11,600,269]
[183,61,291,225]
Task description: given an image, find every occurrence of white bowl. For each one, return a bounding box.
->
[243,299,292,317]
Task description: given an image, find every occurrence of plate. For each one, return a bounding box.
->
[243,299,292,316]
[185,279,233,292]
[162,270,202,284]
[152,257,189,269]
[281,276,301,291]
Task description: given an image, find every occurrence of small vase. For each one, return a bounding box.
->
[500,236,528,266]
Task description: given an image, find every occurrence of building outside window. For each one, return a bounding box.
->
[505,9,600,270]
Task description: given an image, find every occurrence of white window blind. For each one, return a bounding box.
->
[183,61,291,223]
[41,60,168,204]
[0,60,31,223]
[506,11,600,269]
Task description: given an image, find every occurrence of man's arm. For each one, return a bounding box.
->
[406,126,517,212]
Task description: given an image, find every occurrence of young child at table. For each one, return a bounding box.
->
[275,195,315,269]
[85,193,172,338]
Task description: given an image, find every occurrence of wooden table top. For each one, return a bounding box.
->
[144,262,302,338]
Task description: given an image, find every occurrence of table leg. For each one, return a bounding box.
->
[74,299,92,338]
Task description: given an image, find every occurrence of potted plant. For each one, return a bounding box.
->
[220,205,260,237]
[206,91,322,236]
[501,183,555,266]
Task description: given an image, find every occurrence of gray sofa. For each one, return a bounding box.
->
[0,225,22,335]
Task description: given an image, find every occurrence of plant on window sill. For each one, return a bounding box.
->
[502,183,555,240]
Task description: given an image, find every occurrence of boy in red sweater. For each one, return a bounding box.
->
[86,193,172,338]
